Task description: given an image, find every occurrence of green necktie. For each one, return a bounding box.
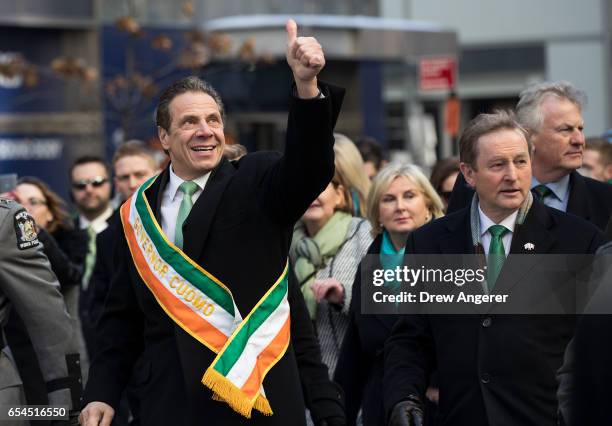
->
[175,181,199,249]
[82,225,96,290]
[487,224,509,292]
[532,184,552,201]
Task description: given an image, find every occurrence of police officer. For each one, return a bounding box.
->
[0,197,81,425]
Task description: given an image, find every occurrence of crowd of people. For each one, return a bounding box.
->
[1,19,612,426]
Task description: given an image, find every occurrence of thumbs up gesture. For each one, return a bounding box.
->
[285,19,325,98]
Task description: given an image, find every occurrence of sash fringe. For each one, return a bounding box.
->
[202,368,273,418]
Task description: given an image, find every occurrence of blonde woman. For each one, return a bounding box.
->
[333,133,371,217]
[334,163,443,426]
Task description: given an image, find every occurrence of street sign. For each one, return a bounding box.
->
[419,57,456,91]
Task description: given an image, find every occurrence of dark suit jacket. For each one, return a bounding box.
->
[447,171,612,234]
[383,200,605,426]
[82,209,120,355]
[84,84,345,426]
[334,235,398,426]
[604,215,612,241]
[572,240,612,425]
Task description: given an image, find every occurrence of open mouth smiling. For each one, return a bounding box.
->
[191,145,215,152]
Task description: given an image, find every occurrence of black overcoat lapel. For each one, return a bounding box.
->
[485,201,555,313]
[438,209,474,255]
[433,209,487,315]
[144,168,169,223]
[181,157,235,261]
[566,171,591,222]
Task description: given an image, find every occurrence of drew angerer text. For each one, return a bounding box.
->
[372,291,508,305]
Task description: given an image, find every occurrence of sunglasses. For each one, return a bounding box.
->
[72,176,109,190]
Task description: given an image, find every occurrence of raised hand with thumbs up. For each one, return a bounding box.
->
[285,18,325,99]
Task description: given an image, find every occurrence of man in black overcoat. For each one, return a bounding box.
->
[384,111,604,426]
[81,20,345,426]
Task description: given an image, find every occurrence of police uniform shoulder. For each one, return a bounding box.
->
[0,198,21,220]
[0,199,39,250]
[0,198,28,214]
[0,197,13,209]
[8,202,41,250]
[0,198,15,225]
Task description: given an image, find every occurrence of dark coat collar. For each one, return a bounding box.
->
[493,199,555,298]
[435,201,557,314]
[566,170,590,221]
[439,208,474,254]
[145,157,236,260]
[439,199,555,255]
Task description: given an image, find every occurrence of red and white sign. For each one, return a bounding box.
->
[419,57,456,91]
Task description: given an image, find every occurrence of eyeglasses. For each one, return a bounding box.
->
[71,176,109,190]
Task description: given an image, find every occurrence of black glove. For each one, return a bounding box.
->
[389,395,424,426]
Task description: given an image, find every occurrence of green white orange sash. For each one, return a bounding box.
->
[120,176,291,418]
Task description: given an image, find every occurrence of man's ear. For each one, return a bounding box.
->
[459,162,476,188]
[528,131,538,155]
[158,126,169,150]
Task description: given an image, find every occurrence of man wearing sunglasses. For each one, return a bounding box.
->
[69,156,113,235]
[69,156,114,380]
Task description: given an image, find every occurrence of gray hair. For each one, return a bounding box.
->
[516,80,587,132]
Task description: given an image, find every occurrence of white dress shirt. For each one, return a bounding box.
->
[160,167,210,244]
[78,205,114,234]
[478,205,518,260]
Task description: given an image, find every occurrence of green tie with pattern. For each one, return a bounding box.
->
[532,184,552,201]
[487,224,509,292]
[175,181,199,249]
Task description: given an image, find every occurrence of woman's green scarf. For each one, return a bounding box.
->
[290,211,353,319]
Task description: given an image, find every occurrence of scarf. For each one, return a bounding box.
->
[290,211,353,319]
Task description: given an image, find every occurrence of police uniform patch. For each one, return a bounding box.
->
[14,209,39,250]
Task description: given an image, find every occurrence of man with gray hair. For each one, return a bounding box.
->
[448,80,612,232]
